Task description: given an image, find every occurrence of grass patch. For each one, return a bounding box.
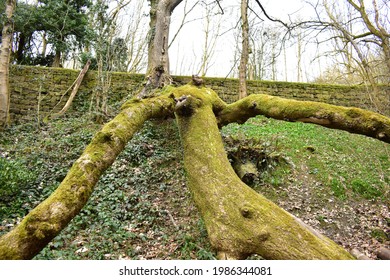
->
[222,115,389,203]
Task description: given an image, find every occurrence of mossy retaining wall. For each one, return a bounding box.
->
[9,65,389,123]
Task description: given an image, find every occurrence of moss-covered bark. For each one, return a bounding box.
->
[173,85,355,259]
[0,92,175,259]
[217,94,390,143]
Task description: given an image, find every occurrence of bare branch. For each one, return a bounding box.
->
[169,0,200,48]
[215,0,224,14]
[170,0,185,13]
[253,0,290,29]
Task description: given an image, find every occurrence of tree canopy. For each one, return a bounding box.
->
[0,0,91,66]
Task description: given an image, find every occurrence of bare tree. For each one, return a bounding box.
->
[346,0,390,83]
[123,0,149,73]
[324,1,377,86]
[197,1,222,77]
[297,29,304,82]
[0,0,16,128]
[238,0,249,99]
[89,0,132,122]
[302,0,389,85]
[249,26,284,81]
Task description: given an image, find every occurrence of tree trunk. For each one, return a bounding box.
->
[42,31,47,57]
[0,0,16,128]
[1,84,389,259]
[52,51,62,68]
[382,39,390,83]
[16,33,26,64]
[238,0,249,99]
[173,85,354,259]
[139,0,183,97]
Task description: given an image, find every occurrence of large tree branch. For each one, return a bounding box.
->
[217,94,390,143]
[169,0,184,13]
[0,92,175,259]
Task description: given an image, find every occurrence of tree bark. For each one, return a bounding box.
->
[0,0,16,128]
[52,51,62,68]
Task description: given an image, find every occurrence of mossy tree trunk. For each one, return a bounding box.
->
[0,84,389,259]
[173,85,354,259]
[217,93,390,143]
[0,0,16,128]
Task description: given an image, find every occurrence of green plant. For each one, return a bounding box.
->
[177,234,215,260]
[0,158,33,200]
[351,179,383,200]
[330,179,346,200]
[370,228,389,243]
[0,158,37,220]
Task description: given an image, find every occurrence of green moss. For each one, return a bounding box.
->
[92,131,114,144]
[370,228,389,242]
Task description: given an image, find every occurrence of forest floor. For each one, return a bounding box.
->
[0,112,389,260]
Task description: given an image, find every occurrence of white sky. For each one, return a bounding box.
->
[168,0,322,81]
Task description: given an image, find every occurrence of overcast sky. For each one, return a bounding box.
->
[168,0,321,81]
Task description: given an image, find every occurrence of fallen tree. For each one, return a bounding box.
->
[1,81,389,260]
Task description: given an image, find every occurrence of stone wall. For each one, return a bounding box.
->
[9,65,145,123]
[9,65,389,123]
